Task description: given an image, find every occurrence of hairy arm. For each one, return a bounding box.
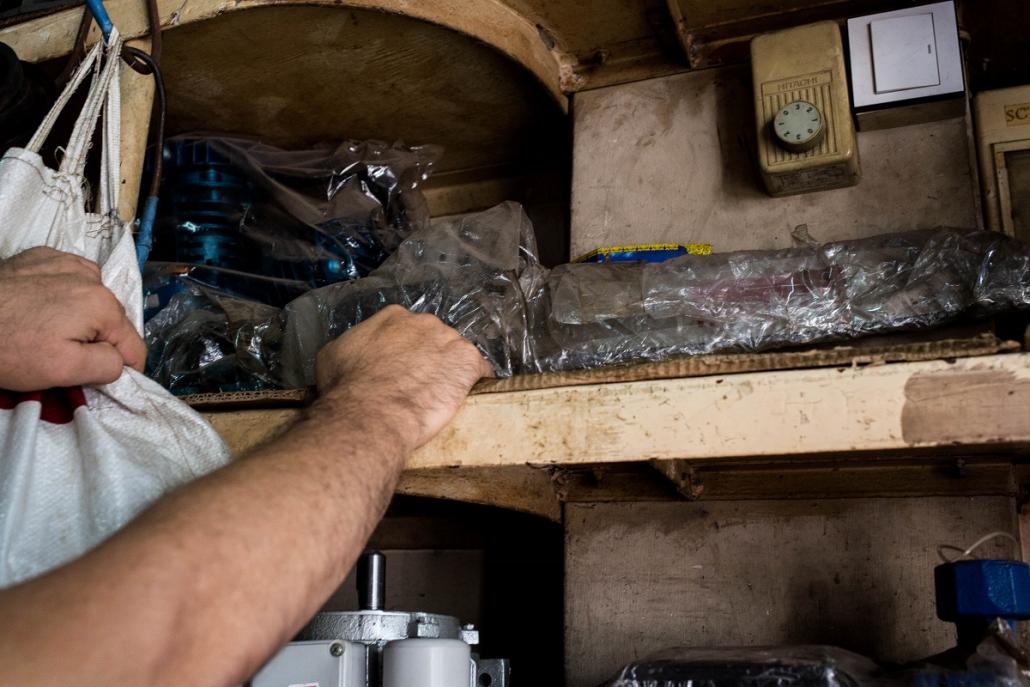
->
[0,305,491,686]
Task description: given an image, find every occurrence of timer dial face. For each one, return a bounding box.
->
[773,100,825,153]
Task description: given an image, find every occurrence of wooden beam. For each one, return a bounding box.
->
[118,37,154,221]
[396,466,560,522]
[206,353,1030,470]
[0,0,568,107]
[557,459,1019,503]
[664,0,902,69]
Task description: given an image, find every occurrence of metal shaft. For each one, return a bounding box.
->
[357,550,386,611]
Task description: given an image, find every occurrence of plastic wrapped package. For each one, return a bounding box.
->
[954,621,1030,687]
[278,201,544,387]
[142,134,439,394]
[603,643,1030,687]
[604,646,884,687]
[144,281,283,395]
[532,229,1030,372]
[143,200,1030,393]
[151,136,441,306]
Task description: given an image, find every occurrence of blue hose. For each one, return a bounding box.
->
[136,195,158,270]
[84,0,115,41]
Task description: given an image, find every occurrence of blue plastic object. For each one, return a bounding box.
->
[84,0,114,41]
[935,560,1030,648]
[135,195,158,270]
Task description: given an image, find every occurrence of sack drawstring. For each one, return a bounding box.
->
[59,0,166,269]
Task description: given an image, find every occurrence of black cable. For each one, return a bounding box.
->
[141,0,160,64]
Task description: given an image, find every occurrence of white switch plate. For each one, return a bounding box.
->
[848,1,963,109]
[870,13,940,93]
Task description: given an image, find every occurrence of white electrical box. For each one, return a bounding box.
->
[751,21,860,197]
[847,1,964,130]
[975,85,1030,243]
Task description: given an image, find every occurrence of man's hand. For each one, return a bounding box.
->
[315,305,493,452]
[0,304,493,687]
[0,247,146,391]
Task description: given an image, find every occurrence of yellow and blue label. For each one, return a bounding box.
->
[574,242,713,264]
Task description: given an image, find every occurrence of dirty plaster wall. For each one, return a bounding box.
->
[564,64,995,686]
[564,497,1019,687]
[570,65,978,258]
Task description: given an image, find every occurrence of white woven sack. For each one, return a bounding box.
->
[0,31,231,587]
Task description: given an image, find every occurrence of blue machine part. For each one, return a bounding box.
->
[135,195,159,270]
[157,138,397,307]
[935,559,1030,650]
[165,139,252,271]
[935,560,1030,622]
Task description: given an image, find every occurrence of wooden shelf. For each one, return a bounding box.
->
[203,351,1030,518]
[207,352,1030,466]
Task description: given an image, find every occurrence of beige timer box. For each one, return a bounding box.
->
[751,21,860,197]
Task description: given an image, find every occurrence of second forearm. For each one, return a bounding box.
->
[163,411,405,682]
[1,392,409,687]
[150,395,409,684]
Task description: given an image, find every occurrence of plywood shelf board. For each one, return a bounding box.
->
[205,352,1030,472]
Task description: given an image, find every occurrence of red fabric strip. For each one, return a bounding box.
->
[0,387,87,424]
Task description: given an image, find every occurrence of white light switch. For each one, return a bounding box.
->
[870,13,941,93]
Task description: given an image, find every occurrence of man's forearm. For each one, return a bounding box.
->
[0,391,409,687]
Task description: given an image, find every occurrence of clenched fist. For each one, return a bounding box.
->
[314,305,493,453]
[0,247,146,391]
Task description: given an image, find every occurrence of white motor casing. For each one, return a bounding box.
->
[251,640,366,687]
[383,638,471,687]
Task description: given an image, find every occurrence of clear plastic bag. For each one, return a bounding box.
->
[144,201,1030,393]
[144,279,282,395]
[531,229,1030,372]
[143,134,440,394]
[279,201,543,387]
[604,646,886,687]
[604,643,1030,687]
[151,135,441,306]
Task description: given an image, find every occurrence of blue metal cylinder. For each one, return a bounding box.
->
[935,559,1030,649]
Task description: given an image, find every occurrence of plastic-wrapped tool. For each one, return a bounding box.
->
[531,229,1030,372]
[604,644,1030,687]
[148,136,440,306]
[278,211,1030,383]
